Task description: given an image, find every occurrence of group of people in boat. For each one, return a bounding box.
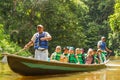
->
[50,36,112,64]
[50,46,107,64]
[24,24,112,64]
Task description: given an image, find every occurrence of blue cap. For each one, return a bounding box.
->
[69,47,74,50]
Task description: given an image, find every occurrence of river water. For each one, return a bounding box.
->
[0,56,120,80]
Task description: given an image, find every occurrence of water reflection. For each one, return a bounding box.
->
[18,68,120,80]
[0,57,120,80]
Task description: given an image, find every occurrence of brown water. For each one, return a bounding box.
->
[0,56,120,80]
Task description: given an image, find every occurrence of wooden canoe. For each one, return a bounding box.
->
[7,54,106,76]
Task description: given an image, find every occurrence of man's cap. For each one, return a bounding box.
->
[37,25,44,28]
[101,36,106,39]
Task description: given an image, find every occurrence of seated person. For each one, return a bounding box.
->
[63,47,69,56]
[50,46,63,62]
[68,47,78,64]
[80,48,87,64]
[97,49,105,63]
[101,51,107,63]
[93,49,100,64]
[61,47,69,63]
[85,48,94,64]
[75,48,84,64]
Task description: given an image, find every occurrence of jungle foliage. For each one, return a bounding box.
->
[0,0,119,56]
[109,0,120,55]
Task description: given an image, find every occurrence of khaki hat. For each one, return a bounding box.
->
[75,48,80,51]
[97,49,102,52]
[56,46,61,49]
[37,25,44,28]
[101,36,106,39]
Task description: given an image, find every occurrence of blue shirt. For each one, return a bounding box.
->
[97,41,106,50]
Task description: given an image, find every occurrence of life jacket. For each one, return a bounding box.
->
[34,32,48,49]
[68,54,78,63]
[99,41,106,50]
[77,54,84,64]
[52,52,62,61]
[94,54,99,64]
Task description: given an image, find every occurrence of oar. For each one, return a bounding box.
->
[1,49,25,63]
[14,48,25,55]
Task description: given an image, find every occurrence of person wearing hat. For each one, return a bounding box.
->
[80,48,87,64]
[75,48,84,64]
[68,47,78,64]
[62,47,69,63]
[63,47,69,55]
[93,49,100,64]
[24,24,52,61]
[50,46,63,62]
[97,36,112,52]
[85,48,94,64]
[97,36,112,63]
[96,49,103,63]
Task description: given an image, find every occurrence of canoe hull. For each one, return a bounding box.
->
[7,54,106,76]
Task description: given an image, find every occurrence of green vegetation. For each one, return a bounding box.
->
[109,0,120,55]
[0,24,31,58]
[0,0,119,56]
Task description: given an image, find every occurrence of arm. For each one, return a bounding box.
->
[41,36,52,41]
[40,32,52,41]
[24,33,36,49]
[97,41,101,49]
[105,42,112,52]
[105,47,112,52]
[24,40,33,49]
[97,44,101,49]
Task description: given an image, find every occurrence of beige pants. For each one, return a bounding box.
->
[34,49,48,61]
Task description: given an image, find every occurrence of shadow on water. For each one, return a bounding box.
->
[18,67,120,80]
[19,73,80,80]
[17,70,108,80]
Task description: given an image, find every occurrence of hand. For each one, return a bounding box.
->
[24,45,28,50]
[109,50,112,53]
[40,37,47,41]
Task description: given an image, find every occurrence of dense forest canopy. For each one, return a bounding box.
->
[0,0,119,57]
[109,0,120,55]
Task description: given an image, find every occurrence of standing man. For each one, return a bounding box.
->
[97,36,112,52]
[24,24,52,61]
[97,36,112,62]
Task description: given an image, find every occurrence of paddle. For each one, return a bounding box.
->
[1,48,25,63]
[14,48,25,55]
